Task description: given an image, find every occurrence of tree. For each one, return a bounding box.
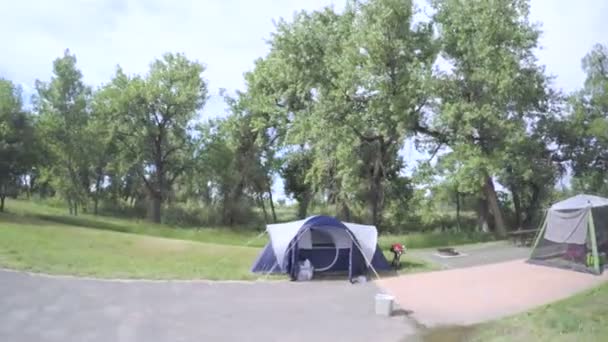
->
[108,53,208,223]
[34,50,92,215]
[87,88,120,214]
[191,92,280,226]
[0,79,35,211]
[551,44,608,194]
[498,131,557,228]
[426,0,550,236]
[281,148,314,218]
[245,0,436,228]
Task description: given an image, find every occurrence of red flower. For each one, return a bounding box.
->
[391,243,404,253]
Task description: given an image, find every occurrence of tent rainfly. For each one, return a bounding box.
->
[251,215,391,281]
[529,194,608,274]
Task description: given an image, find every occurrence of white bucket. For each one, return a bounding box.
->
[375,293,394,316]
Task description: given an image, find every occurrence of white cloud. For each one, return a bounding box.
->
[1,0,343,118]
[2,0,605,107]
[529,0,608,92]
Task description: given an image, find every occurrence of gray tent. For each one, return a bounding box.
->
[529,194,608,274]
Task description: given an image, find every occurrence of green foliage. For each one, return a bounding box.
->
[427,0,551,236]
[34,50,92,215]
[551,44,608,195]
[245,0,435,228]
[191,95,275,226]
[105,53,208,222]
[0,79,36,211]
[281,149,314,218]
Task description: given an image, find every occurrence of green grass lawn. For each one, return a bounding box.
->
[0,212,261,280]
[6,200,267,247]
[423,282,608,342]
[0,200,436,279]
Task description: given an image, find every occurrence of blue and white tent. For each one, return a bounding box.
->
[251,215,391,280]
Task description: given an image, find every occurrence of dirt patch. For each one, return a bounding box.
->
[377,259,608,327]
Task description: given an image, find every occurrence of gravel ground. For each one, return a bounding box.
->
[408,241,531,270]
[378,259,608,327]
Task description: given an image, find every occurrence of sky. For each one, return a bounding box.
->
[1,0,607,199]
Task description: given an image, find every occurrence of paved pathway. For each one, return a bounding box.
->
[408,241,531,270]
[378,259,608,327]
[0,270,416,342]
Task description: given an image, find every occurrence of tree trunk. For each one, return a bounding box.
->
[369,160,384,228]
[151,193,162,223]
[510,185,522,229]
[148,167,163,224]
[93,197,99,216]
[483,176,507,237]
[93,172,103,215]
[297,192,311,219]
[258,194,269,223]
[68,198,73,215]
[455,191,461,231]
[523,183,541,227]
[267,185,277,223]
[369,139,389,229]
[0,195,5,212]
[477,197,490,233]
[338,201,351,222]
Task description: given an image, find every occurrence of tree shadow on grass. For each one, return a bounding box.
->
[1,211,59,226]
[31,213,133,233]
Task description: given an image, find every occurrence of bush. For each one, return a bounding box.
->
[98,198,147,219]
[162,201,264,228]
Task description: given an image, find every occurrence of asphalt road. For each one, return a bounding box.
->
[0,270,416,342]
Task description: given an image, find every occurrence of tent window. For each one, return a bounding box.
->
[311,229,335,248]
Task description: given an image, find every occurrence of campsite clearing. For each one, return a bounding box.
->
[0,201,436,280]
[378,259,608,327]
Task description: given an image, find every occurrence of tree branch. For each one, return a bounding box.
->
[350,125,381,143]
[426,142,444,163]
[413,122,448,144]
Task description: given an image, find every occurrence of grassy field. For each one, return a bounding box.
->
[0,200,439,279]
[5,200,266,247]
[0,212,261,280]
[423,282,608,342]
[472,281,608,342]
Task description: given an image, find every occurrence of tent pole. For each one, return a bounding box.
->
[346,230,381,280]
[587,208,601,274]
[530,209,548,255]
[263,227,309,279]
